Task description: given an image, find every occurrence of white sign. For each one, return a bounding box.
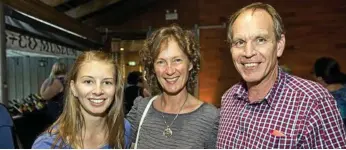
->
[165,13,178,20]
[5,30,81,58]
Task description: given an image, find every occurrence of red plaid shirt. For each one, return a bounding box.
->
[217,68,346,148]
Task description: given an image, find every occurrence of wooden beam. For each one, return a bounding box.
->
[65,0,121,18]
[82,0,157,27]
[1,0,102,43]
[40,0,71,7]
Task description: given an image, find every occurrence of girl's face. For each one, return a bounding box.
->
[71,60,116,116]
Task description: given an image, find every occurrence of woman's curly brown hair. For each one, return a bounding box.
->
[139,24,200,95]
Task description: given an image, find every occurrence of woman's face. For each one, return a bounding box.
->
[154,39,192,95]
[71,60,116,116]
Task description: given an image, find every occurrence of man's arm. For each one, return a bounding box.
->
[300,96,346,148]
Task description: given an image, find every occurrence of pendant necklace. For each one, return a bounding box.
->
[160,94,188,138]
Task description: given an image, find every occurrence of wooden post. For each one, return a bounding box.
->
[0,2,8,105]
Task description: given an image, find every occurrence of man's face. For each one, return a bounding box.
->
[230,9,285,85]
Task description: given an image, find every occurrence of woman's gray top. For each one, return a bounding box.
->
[126,96,220,149]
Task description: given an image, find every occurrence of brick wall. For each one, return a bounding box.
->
[106,0,346,107]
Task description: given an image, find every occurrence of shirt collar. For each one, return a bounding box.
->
[234,67,287,107]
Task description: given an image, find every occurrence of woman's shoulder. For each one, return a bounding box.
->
[124,119,131,134]
[32,126,69,149]
[195,102,220,120]
[32,132,60,148]
[123,119,132,148]
[202,102,219,111]
[133,95,158,109]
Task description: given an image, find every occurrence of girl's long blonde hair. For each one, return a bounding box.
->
[45,50,125,148]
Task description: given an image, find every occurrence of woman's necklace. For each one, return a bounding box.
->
[160,94,188,138]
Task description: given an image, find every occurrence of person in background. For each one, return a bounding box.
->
[137,71,151,98]
[313,57,346,127]
[0,104,15,148]
[124,71,150,114]
[217,2,346,148]
[40,62,67,123]
[32,51,131,149]
[127,24,219,148]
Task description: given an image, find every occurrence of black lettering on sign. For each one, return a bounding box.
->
[57,45,62,54]
[18,34,29,48]
[55,44,61,54]
[35,39,42,50]
[45,41,50,52]
[61,46,66,55]
[52,43,60,54]
[6,32,19,45]
[28,36,37,50]
[66,47,70,55]
[40,40,49,52]
[6,30,80,56]
[48,42,53,53]
[50,43,55,53]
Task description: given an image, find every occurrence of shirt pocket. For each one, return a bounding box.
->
[258,134,298,149]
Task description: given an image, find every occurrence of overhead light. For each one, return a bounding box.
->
[120,48,124,51]
[15,9,87,39]
[128,61,136,66]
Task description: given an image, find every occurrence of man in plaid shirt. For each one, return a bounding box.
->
[217,2,346,149]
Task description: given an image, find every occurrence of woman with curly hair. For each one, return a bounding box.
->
[32,51,131,149]
[127,24,219,148]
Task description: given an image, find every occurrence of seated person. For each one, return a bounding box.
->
[0,103,15,148]
[313,57,346,126]
[124,71,150,114]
